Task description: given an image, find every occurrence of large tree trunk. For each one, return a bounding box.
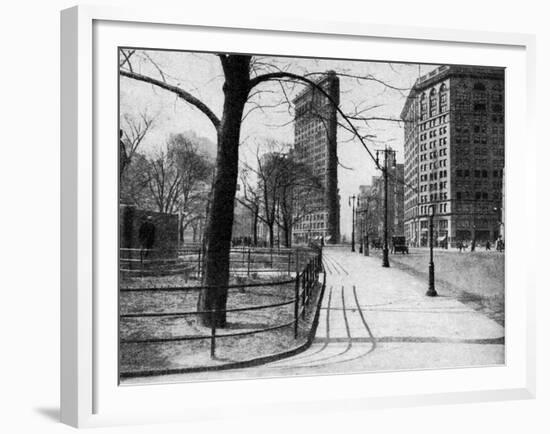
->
[283,223,291,248]
[268,224,274,248]
[198,55,250,328]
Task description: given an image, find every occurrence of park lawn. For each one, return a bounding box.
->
[119,273,323,376]
[383,249,505,326]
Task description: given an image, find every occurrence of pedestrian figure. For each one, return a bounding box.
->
[457,241,463,252]
[485,240,491,251]
[138,216,156,262]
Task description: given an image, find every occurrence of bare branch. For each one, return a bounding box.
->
[120,69,221,129]
[119,49,135,71]
[250,71,383,170]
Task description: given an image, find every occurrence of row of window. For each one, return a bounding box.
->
[420,126,448,141]
[304,213,326,221]
[420,84,449,120]
[456,169,503,178]
[456,136,504,146]
[296,221,325,230]
[421,192,449,201]
[418,203,448,215]
[419,114,449,131]
[420,148,447,161]
[456,191,501,200]
[419,170,448,183]
[419,159,448,172]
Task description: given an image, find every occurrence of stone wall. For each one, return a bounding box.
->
[119,204,178,257]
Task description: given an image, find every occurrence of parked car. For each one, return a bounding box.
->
[391,236,409,254]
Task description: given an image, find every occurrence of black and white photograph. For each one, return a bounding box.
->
[118,49,505,384]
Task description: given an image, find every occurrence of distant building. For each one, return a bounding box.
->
[356,185,375,243]
[356,150,404,244]
[231,199,255,244]
[400,65,505,246]
[292,71,340,244]
[393,163,405,236]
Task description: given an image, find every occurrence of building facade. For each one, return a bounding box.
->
[292,71,340,244]
[401,65,505,247]
[355,152,405,246]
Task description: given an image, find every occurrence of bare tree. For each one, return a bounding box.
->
[120,112,154,178]
[120,50,410,327]
[239,167,262,246]
[276,158,324,248]
[146,149,183,215]
[120,151,154,208]
[254,146,290,248]
[240,145,322,248]
[167,134,213,243]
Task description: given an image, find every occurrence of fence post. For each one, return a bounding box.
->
[247,248,251,276]
[198,247,202,279]
[210,307,216,359]
[294,274,299,339]
[270,248,273,268]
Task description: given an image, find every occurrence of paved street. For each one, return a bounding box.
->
[129,245,504,384]
[262,245,504,374]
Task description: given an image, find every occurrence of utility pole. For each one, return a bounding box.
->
[376,147,396,268]
[348,195,356,252]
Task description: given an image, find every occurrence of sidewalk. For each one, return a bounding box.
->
[261,246,503,375]
[320,246,503,341]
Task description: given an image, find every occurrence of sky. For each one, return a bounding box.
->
[120,50,439,238]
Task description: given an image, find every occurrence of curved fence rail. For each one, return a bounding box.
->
[119,247,324,365]
[120,245,315,279]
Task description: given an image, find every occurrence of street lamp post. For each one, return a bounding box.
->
[426,205,438,297]
[358,208,363,254]
[382,154,390,267]
[349,195,356,252]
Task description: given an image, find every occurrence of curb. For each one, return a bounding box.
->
[120,272,327,379]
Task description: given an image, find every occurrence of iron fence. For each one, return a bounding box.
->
[119,247,324,367]
[120,245,316,279]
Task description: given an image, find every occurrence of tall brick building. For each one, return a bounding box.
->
[400,65,505,246]
[292,71,340,244]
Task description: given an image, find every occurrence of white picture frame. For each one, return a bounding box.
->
[60,4,536,428]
